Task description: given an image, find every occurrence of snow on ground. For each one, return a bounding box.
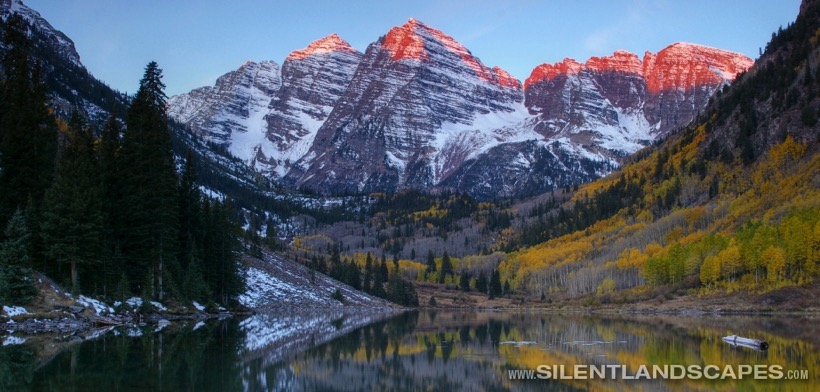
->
[239,251,394,310]
[192,301,206,311]
[2,335,26,346]
[2,306,29,317]
[240,265,326,308]
[78,295,114,315]
[111,297,165,311]
[240,310,397,365]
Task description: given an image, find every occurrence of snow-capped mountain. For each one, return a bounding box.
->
[0,0,127,125]
[167,60,283,153]
[168,34,363,177]
[0,0,80,66]
[524,43,753,159]
[168,19,752,199]
[284,18,525,194]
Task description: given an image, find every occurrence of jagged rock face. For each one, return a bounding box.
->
[167,60,281,147]
[642,43,754,132]
[169,18,753,199]
[262,34,363,177]
[1,0,81,66]
[168,35,363,176]
[285,19,525,193]
[524,43,754,161]
[438,139,614,199]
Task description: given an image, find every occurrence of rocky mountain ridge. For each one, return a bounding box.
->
[168,19,752,199]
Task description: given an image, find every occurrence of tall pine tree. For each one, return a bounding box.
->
[202,199,243,306]
[41,111,103,295]
[0,13,57,223]
[438,251,453,284]
[97,113,123,293]
[0,209,37,304]
[118,62,179,300]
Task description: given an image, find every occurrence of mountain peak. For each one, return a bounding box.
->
[1,0,82,65]
[492,66,522,89]
[585,50,642,74]
[525,44,752,90]
[525,58,583,87]
[382,19,429,61]
[380,19,520,89]
[287,33,358,61]
[644,42,753,93]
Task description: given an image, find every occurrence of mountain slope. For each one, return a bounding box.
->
[240,250,395,310]
[499,0,819,301]
[0,0,128,125]
[168,34,364,178]
[285,19,526,194]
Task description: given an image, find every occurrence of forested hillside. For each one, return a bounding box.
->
[0,14,245,308]
[497,0,819,301]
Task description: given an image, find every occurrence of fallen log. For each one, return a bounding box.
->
[90,316,127,326]
[723,335,769,351]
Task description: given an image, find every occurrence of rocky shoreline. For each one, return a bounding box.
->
[0,308,240,335]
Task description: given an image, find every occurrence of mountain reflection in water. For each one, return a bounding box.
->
[1,311,815,391]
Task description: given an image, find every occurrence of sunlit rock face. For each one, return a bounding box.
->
[285,19,525,194]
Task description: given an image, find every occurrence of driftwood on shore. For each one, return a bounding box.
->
[723,335,769,351]
[89,316,127,326]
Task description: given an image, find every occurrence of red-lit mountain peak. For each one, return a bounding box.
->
[585,50,642,74]
[525,43,752,92]
[287,33,358,61]
[524,58,583,88]
[643,42,753,94]
[493,66,522,89]
[382,18,428,61]
[380,19,518,89]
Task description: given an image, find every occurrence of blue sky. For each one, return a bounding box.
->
[27,0,801,97]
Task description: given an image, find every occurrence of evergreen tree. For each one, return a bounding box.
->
[346,259,361,290]
[41,111,103,295]
[177,151,202,279]
[475,272,488,294]
[425,249,436,276]
[363,252,373,294]
[459,270,470,291]
[97,113,123,293]
[438,251,453,283]
[386,271,419,307]
[182,239,209,302]
[329,244,342,278]
[118,62,179,300]
[265,218,278,249]
[0,209,37,304]
[489,269,502,299]
[202,200,244,306]
[372,256,387,297]
[0,13,58,223]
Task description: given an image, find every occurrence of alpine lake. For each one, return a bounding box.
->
[1,310,816,391]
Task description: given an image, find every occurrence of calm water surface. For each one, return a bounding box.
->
[1,310,816,391]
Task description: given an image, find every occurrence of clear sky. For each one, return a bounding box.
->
[26,0,802,97]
